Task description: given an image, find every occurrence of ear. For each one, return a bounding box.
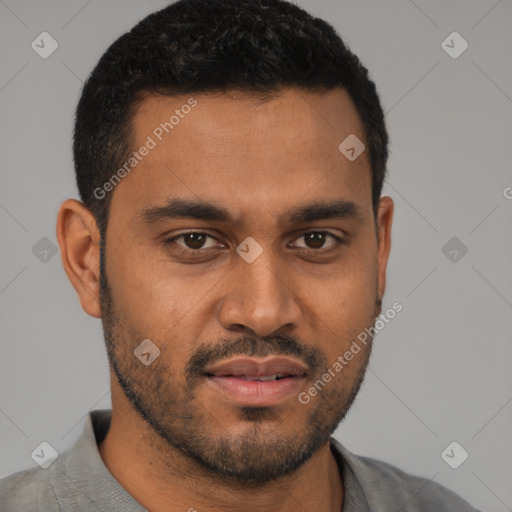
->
[56,199,102,318]
[376,196,394,302]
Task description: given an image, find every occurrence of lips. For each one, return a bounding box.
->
[203,356,308,380]
[203,356,308,407]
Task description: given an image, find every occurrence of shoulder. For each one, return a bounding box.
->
[0,465,59,511]
[331,438,482,512]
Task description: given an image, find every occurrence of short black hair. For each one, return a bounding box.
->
[74,0,388,236]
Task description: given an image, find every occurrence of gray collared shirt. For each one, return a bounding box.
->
[0,409,480,511]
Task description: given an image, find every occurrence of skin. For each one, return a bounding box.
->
[57,87,393,512]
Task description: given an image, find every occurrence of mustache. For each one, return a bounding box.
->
[185,335,327,381]
[185,297,382,381]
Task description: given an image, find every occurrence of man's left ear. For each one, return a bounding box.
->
[56,199,103,318]
[376,196,394,301]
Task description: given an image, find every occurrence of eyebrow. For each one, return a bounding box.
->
[137,197,364,225]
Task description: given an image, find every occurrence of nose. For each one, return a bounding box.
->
[217,249,302,338]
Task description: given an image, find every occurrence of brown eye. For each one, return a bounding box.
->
[164,232,220,251]
[293,231,343,251]
[181,233,208,250]
[304,232,327,249]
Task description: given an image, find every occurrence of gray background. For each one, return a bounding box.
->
[1,0,511,510]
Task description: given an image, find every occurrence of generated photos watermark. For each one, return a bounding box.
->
[93,97,198,200]
[298,301,403,404]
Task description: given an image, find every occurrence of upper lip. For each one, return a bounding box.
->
[203,356,308,378]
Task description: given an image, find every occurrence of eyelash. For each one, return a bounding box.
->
[163,230,345,255]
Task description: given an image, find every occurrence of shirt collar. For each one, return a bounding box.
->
[57,409,368,511]
[51,409,147,511]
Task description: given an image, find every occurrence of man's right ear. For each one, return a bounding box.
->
[56,199,103,318]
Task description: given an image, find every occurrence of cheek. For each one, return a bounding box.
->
[104,241,175,333]
[308,252,378,314]
[303,259,378,363]
[105,243,221,356]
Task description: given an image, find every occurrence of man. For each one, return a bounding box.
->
[0,0,480,510]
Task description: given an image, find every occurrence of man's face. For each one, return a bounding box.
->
[99,88,391,484]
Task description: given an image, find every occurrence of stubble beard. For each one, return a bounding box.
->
[98,241,379,486]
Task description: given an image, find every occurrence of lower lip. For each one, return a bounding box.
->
[206,376,306,407]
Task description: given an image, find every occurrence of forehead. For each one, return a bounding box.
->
[110,88,372,226]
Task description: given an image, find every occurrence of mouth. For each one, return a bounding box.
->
[215,374,291,381]
[203,356,308,407]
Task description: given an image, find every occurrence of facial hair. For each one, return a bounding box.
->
[99,239,380,486]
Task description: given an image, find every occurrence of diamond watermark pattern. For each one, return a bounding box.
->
[236,236,263,263]
[441,32,468,59]
[32,237,58,263]
[134,339,161,366]
[338,134,365,161]
[442,236,468,263]
[31,32,59,59]
[31,441,58,469]
[441,441,469,469]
